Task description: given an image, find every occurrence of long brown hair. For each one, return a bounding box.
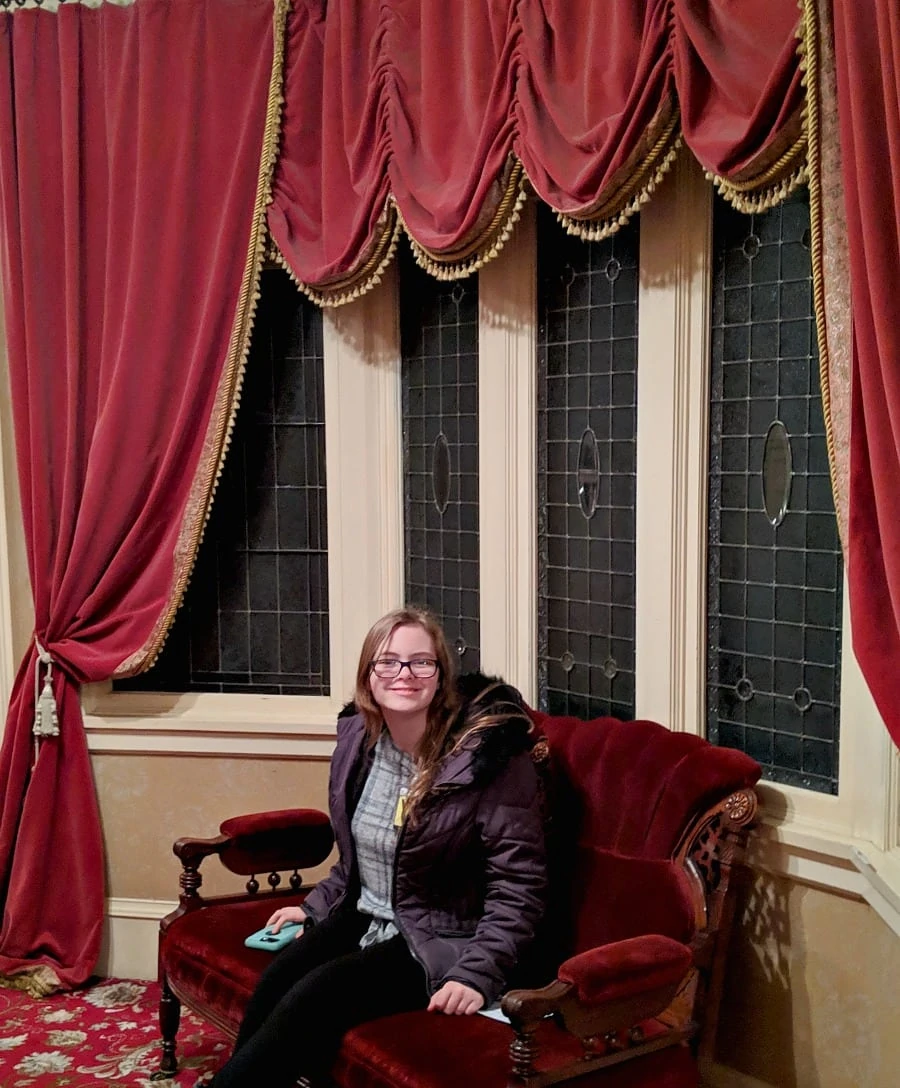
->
[354,607,459,758]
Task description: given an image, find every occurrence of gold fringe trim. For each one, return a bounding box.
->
[0,965,62,998]
[798,0,840,513]
[269,210,402,308]
[708,160,808,214]
[399,159,528,280]
[116,0,290,676]
[556,126,683,242]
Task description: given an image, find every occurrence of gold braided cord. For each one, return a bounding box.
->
[277,118,680,301]
[708,169,808,214]
[116,0,290,676]
[708,155,808,214]
[710,128,808,193]
[798,0,840,520]
[555,109,682,241]
[279,29,812,302]
[707,115,809,213]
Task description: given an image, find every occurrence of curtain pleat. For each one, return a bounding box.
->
[673,0,806,203]
[832,0,900,748]
[0,0,284,991]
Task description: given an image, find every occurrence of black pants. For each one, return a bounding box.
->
[210,909,428,1088]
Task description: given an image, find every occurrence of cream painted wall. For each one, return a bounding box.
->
[713,873,900,1088]
[92,754,334,901]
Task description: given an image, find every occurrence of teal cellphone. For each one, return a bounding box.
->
[244,921,303,951]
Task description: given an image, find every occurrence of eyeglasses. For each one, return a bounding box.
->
[371,657,439,679]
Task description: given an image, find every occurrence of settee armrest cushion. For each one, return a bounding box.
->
[557,934,692,1006]
[215,809,334,875]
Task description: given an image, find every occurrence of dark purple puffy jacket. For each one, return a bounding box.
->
[301,674,547,1004]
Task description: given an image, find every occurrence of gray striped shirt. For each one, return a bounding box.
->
[351,730,417,948]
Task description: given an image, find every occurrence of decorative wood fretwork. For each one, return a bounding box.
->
[500,786,759,1086]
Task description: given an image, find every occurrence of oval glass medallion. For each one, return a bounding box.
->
[761,420,793,526]
[576,428,601,519]
[431,433,451,514]
[793,686,812,713]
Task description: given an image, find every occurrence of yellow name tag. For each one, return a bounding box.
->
[393,790,409,828]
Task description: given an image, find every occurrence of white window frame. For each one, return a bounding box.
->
[477,203,538,703]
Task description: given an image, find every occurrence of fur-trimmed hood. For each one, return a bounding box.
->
[439,671,535,789]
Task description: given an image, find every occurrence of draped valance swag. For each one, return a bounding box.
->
[1,0,899,996]
[268,0,807,305]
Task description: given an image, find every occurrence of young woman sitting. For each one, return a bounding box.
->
[207,606,547,1088]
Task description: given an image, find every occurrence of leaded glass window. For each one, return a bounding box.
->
[708,191,842,793]
[537,209,639,720]
[400,249,480,669]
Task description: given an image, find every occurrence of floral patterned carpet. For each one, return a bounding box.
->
[0,978,228,1087]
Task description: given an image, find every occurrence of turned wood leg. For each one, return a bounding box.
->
[152,976,181,1079]
[508,1025,539,1085]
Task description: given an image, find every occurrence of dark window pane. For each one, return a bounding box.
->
[707,191,841,794]
[537,207,638,720]
[400,249,480,668]
[118,270,330,695]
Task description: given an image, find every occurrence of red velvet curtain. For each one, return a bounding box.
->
[0,0,282,990]
[269,0,804,301]
[832,0,900,746]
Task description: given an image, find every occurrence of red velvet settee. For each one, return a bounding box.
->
[156,712,760,1087]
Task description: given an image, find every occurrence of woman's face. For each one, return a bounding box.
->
[368,623,440,718]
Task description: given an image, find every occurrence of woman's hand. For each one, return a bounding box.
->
[427,981,484,1015]
[266,906,307,938]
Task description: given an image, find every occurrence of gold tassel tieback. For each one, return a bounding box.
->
[33,637,59,766]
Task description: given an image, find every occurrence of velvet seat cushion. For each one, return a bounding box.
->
[161,898,305,1033]
[334,1011,698,1088]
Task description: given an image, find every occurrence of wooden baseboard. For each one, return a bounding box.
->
[97,898,176,981]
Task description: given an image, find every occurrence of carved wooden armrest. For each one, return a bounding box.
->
[170,808,333,914]
[172,833,229,869]
[501,935,694,1087]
